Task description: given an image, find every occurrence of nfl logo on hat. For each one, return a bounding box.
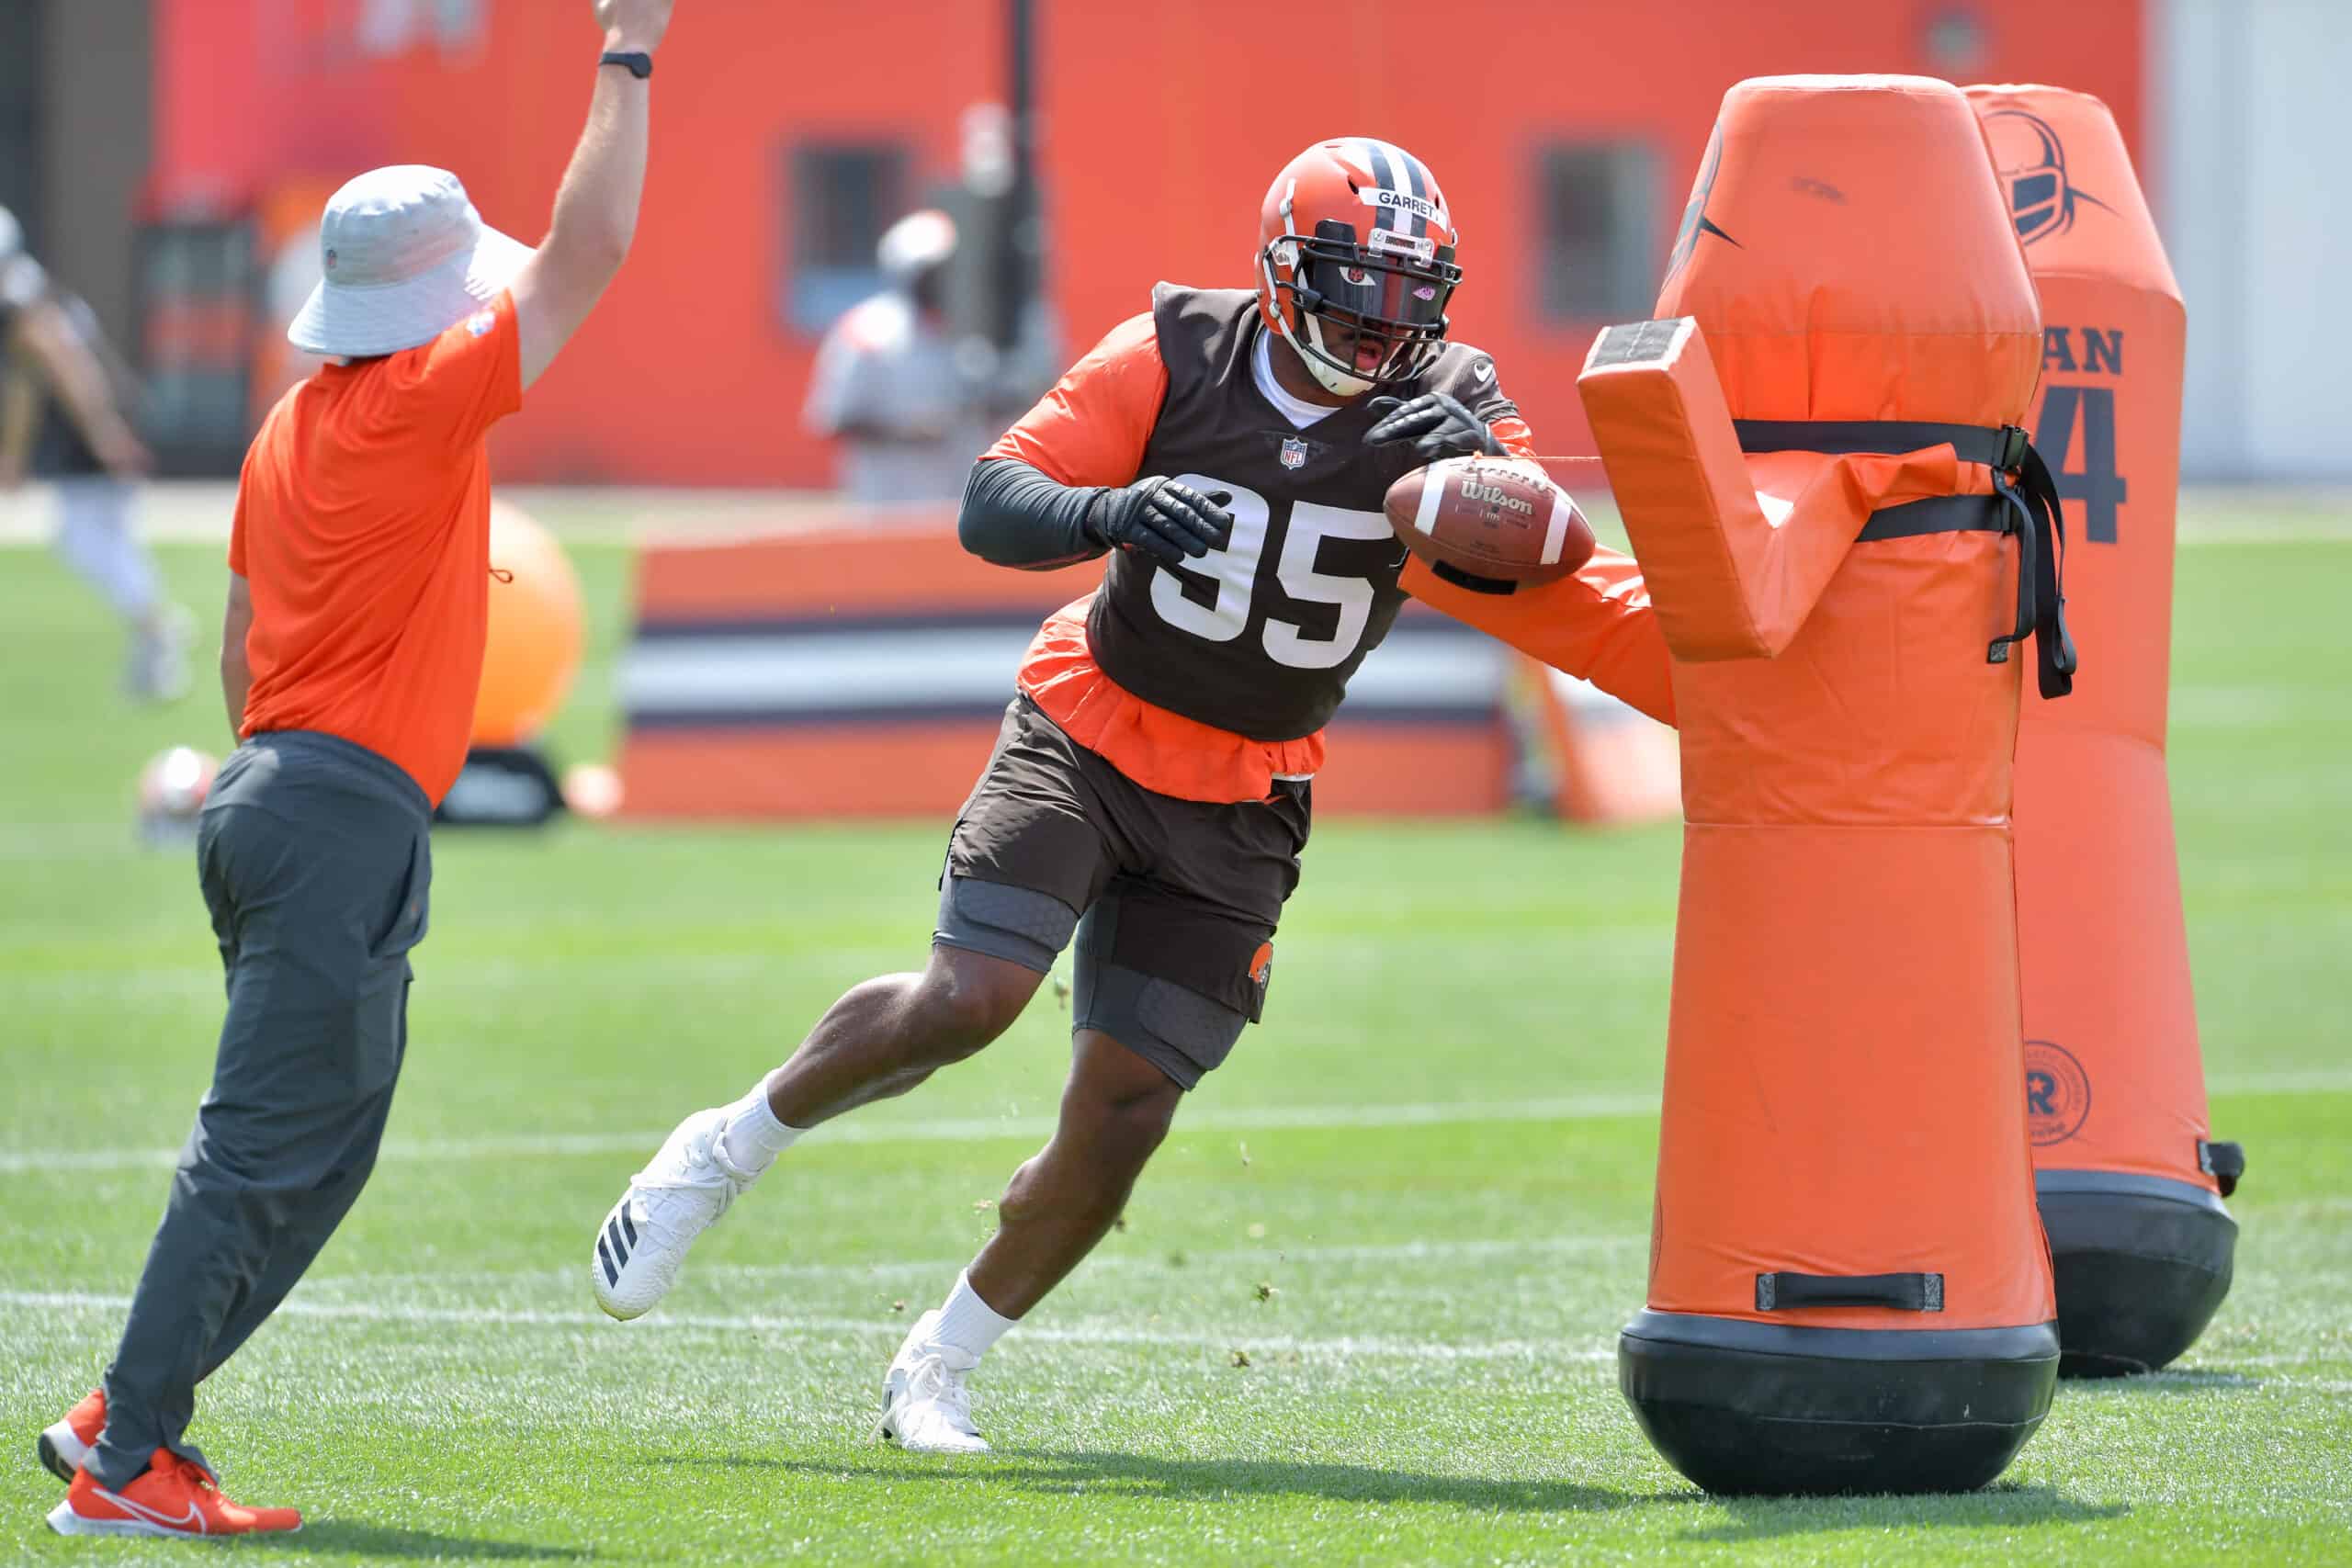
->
[1280,438,1308,470]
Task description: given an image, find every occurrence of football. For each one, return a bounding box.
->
[135,746,219,847]
[1382,456,1598,586]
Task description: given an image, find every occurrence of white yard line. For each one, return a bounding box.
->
[0,1092,1668,1175]
[5,1286,2345,1389]
[4,1072,2343,1178]
[293,1232,1651,1300]
[0,1289,1608,1365]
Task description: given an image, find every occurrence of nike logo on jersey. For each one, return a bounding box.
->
[1473,357,1495,386]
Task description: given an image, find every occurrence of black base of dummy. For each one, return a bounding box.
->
[434,747,566,828]
[2038,1170,2237,1379]
[1620,1311,2059,1495]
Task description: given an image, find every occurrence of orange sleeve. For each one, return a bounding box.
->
[226,434,264,576]
[1403,546,1679,727]
[227,486,248,577]
[1488,413,1538,459]
[984,311,1168,485]
[406,290,524,454]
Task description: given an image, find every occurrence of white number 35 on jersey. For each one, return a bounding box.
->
[1147,476,1393,671]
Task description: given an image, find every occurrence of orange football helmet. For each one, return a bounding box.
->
[1256,139,1463,397]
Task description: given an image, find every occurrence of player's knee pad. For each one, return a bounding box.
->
[1072,958,1248,1091]
[933,875,1077,975]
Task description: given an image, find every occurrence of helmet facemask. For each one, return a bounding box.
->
[1261,218,1459,398]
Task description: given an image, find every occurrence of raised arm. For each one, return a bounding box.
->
[510,0,674,389]
[12,299,150,476]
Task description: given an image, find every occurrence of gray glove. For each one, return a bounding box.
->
[1086,477,1235,566]
[1365,392,1505,463]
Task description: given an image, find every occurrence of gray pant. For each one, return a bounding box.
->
[89,731,432,1488]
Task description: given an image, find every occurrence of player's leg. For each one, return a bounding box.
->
[592,696,1117,1322]
[49,474,188,703]
[876,1018,1193,1456]
[759,933,1048,1129]
[975,1024,1187,1310]
[880,784,1305,1453]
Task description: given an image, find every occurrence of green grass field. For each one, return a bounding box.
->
[1,505,2347,1564]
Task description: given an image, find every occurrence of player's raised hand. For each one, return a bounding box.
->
[594,0,674,52]
[1365,392,1504,463]
[1086,478,1234,567]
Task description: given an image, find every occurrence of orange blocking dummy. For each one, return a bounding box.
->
[1969,85,2241,1378]
[1582,76,2075,1495]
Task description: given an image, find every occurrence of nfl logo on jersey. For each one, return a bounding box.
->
[1280,437,1309,470]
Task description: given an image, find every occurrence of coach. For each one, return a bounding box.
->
[40,0,677,1539]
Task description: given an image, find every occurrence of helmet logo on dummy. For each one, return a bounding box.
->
[1982,109,2115,245]
[1664,123,1741,283]
[2023,1039,2093,1145]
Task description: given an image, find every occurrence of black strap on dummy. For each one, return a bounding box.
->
[1755,1271,1946,1313]
[2199,1139,2246,1199]
[1731,419,2076,699]
[1732,420,2018,465]
[1985,438,2078,697]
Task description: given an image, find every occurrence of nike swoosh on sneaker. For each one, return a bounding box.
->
[94,1488,205,1533]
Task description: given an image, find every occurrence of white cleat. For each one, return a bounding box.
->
[877,1313,990,1454]
[124,604,195,705]
[590,1106,756,1321]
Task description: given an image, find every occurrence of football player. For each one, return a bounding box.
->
[592,139,1674,1450]
[0,207,189,702]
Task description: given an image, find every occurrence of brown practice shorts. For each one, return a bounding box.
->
[937,695,1309,1088]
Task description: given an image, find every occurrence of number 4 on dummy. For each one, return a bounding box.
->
[2035,385,2126,544]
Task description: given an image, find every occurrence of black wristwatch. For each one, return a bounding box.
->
[599,50,652,78]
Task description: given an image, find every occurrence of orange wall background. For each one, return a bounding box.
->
[153,0,2144,486]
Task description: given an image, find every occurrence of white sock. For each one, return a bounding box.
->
[929,1270,1017,1364]
[717,1081,802,1176]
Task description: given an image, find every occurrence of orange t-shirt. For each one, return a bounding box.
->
[230,293,523,806]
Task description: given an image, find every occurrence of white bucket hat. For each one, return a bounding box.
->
[288,165,534,357]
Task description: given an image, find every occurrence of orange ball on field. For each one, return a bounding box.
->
[472,498,584,747]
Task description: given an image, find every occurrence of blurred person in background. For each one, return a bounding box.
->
[0,205,190,702]
[802,208,1002,506]
[35,0,676,1539]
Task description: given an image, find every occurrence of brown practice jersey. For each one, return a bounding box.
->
[989,285,1532,743]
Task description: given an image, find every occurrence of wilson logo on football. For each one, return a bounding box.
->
[1459,478,1534,516]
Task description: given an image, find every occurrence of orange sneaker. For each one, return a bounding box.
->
[37,1388,104,1483]
[45,1450,300,1538]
